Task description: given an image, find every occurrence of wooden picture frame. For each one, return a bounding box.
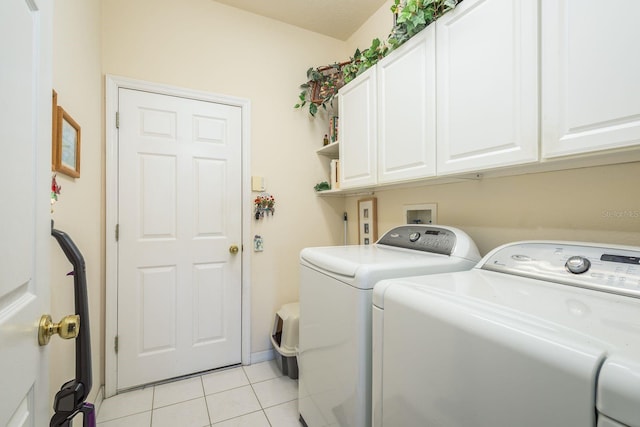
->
[51,90,58,170]
[54,106,81,178]
[358,197,378,245]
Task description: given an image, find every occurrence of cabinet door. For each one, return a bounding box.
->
[541,0,640,158]
[378,25,436,184]
[436,0,539,175]
[339,66,377,189]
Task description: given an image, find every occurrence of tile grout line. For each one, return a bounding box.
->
[248,379,273,426]
[243,365,274,427]
[200,375,214,427]
[150,386,155,427]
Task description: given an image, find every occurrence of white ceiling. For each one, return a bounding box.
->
[213,0,389,40]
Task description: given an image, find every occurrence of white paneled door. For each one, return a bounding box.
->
[0,0,52,425]
[117,89,242,390]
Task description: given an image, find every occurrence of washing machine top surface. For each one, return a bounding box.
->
[300,225,480,287]
[375,240,640,426]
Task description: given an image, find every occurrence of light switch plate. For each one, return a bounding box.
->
[252,176,265,192]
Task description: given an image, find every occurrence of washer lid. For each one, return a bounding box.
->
[300,244,446,278]
[597,356,640,426]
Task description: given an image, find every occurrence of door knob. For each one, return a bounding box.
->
[229,245,239,254]
[38,314,80,346]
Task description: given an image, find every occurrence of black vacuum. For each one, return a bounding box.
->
[50,224,95,427]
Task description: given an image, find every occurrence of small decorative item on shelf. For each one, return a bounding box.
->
[254,193,275,220]
[323,134,329,146]
[330,159,340,189]
[314,181,331,192]
[329,116,339,142]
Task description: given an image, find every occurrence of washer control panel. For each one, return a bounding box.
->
[378,225,456,255]
[482,242,640,298]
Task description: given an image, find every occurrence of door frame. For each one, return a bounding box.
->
[104,75,252,397]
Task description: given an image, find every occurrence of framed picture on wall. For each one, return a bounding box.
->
[51,90,58,170]
[358,197,378,245]
[54,106,81,178]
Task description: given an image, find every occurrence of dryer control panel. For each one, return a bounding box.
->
[378,225,456,255]
[481,242,640,298]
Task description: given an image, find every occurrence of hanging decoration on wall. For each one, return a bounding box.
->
[51,173,62,213]
[254,193,275,220]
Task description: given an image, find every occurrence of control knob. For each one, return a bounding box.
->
[565,256,591,274]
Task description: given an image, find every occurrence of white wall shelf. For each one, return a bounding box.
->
[316,141,339,158]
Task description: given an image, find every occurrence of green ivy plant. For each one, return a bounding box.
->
[296,0,460,116]
[389,0,459,49]
[343,38,390,84]
[314,181,331,191]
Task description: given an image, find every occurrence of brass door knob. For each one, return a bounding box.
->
[229,245,239,254]
[38,314,80,346]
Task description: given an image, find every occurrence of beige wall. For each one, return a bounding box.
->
[52,0,103,404]
[101,0,351,357]
[344,162,640,254]
[346,0,394,53]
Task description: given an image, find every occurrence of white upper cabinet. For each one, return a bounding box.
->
[377,25,437,184]
[339,66,377,189]
[436,0,539,175]
[541,0,640,158]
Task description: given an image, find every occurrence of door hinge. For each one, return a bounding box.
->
[115,111,120,128]
[114,335,119,353]
[115,224,119,241]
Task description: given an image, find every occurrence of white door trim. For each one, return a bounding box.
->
[105,75,252,398]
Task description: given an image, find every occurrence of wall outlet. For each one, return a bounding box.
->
[254,235,264,252]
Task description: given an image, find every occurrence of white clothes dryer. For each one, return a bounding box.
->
[372,241,640,427]
[298,225,480,427]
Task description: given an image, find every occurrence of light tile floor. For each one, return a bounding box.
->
[97,360,302,427]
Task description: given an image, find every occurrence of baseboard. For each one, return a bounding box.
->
[92,385,105,416]
[250,349,274,364]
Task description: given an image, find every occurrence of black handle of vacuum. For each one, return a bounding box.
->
[51,228,92,401]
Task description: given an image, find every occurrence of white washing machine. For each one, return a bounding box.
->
[372,241,640,427]
[298,225,480,427]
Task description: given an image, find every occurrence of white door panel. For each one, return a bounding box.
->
[0,0,51,424]
[117,89,242,389]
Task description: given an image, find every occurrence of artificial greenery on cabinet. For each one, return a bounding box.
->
[295,0,460,117]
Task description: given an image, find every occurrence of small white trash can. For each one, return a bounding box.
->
[270,302,299,379]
